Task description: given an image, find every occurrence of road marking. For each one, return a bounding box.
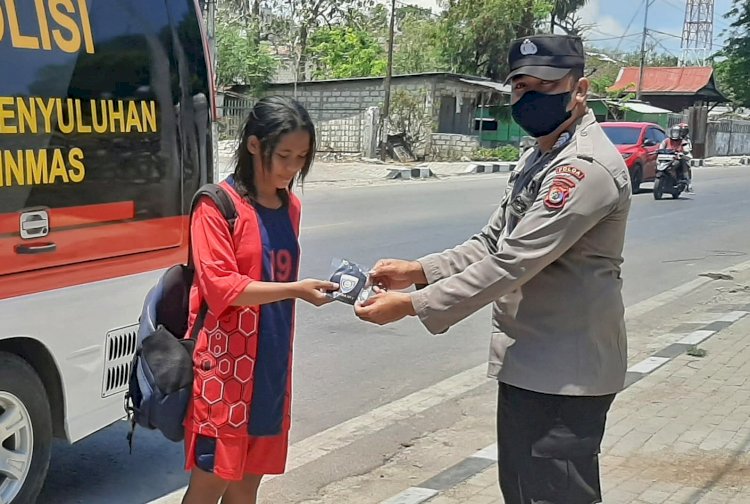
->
[381,487,438,504]
[628,356,670,374]
[679,330,717,346]
[473,444,498,461]
[686,313,725,324]
[148,259,750,503]
[715,311,749,323]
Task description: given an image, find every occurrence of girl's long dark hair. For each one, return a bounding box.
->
[233,96,316,204]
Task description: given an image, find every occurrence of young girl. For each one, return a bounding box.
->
[182,97,336,504]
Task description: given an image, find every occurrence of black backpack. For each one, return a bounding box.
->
[125,184,236,448]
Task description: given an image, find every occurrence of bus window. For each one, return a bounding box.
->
[0,0,184,278]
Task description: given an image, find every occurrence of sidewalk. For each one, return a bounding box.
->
[420,292,750,503]
[216,137,747,189]
[216,143,478,188]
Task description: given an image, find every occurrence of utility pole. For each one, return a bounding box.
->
[379,0,396,161]
[637,0,654,101]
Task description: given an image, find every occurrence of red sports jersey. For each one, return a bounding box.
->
[183,180,301,479]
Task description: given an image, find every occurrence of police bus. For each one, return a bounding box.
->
[0,1,215,501]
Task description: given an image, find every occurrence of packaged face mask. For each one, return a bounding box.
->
[327,258,378,305]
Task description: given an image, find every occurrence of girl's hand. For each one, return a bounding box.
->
[295,279,338,307]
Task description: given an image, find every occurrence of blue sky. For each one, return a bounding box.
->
[405,0,736,57]
[579,0,734,56]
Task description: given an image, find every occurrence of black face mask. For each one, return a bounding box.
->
[511,90,573,138]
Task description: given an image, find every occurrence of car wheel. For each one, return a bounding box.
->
[0,352,52,504]
[631,164,643,194]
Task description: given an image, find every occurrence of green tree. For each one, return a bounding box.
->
[307,26,387,79]
[262,0,376,80]
[550,0,589,34]
[393,9,447,74]
[215,20,277,91]
[615,47,679,68]
[389,89,433,152]
[437,0,552,80]
[716,0,750,107]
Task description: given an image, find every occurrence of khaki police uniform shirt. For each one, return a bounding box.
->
[410,110,632,396]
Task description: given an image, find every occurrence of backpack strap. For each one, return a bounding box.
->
[187,183,238,268]
[186,184,238,341]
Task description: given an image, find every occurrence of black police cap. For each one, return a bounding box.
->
[505,34,585,84]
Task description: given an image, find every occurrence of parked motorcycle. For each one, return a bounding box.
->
[653,149,689,200]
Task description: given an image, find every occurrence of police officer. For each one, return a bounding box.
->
[355,34,631,503]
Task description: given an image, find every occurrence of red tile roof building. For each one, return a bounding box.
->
[608,67,727,112]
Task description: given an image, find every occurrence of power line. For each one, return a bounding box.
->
[617,0,647,52]
[661,0,685,14]
[648,28,682,39]
[647,32,681,59]
[586,32,642,42]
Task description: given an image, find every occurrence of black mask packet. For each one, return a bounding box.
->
[327,258,379,305]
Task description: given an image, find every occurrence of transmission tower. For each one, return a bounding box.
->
[680,0,714,66]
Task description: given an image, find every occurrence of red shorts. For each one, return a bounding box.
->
[184,429,290,481]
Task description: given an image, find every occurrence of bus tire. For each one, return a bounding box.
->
[0,352,53,504]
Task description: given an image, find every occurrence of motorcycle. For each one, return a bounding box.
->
[653,149,689,200]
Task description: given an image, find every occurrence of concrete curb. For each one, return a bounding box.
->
[741,157,749,166]
[386,168,435,180]
[690,159,705,167]
[464,162,516,175]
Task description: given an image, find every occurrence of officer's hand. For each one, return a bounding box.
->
[369,259,427,291]
[354,291,416,325]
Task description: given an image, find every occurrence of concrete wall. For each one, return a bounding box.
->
[227,75,485,159]
[266,77,437,157]
[706,120,750,157]
[430,133,480,161]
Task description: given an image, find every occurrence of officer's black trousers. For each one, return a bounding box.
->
[497,383,615,504]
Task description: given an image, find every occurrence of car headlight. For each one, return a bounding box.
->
[621,153,633,160]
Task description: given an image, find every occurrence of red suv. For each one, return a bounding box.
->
[600,122,666,193]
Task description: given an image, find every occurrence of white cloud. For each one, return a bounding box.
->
[578,0,634,49]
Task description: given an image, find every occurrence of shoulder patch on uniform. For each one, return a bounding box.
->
[544,182,571,210]
[551,175,577,189]
[556,165,585,180]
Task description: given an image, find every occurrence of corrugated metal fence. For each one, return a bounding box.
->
[707,119,750,157]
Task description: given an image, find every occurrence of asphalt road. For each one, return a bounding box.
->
[37,165,750,504]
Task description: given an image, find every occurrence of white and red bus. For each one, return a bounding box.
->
[0,1,216,501]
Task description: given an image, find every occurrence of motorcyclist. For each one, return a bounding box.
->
[660,123,693,192]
